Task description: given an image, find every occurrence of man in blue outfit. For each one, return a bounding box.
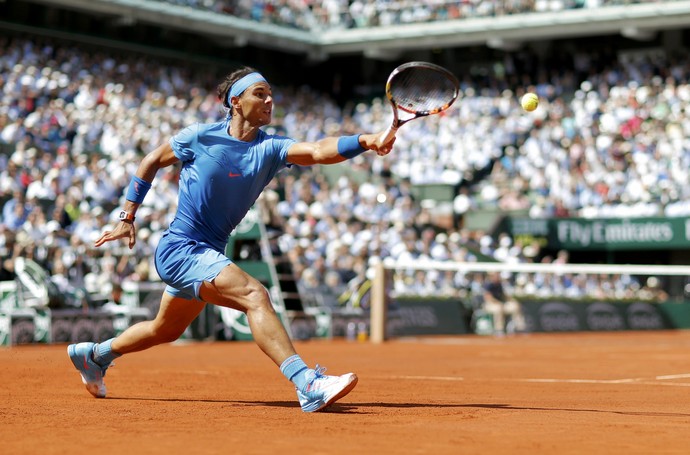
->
[68,67,395,412]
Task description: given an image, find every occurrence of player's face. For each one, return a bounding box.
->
[239,83,273,126]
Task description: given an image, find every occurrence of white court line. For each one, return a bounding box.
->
[392,376,638,384]
[519,378,641,384]
[655,373,690,380]
[636,381,690,387]
[391,375,464,381]
[389,374,690,387]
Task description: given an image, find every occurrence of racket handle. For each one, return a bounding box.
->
[380,124,399,146]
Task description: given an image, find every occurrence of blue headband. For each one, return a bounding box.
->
[227,72,268,106]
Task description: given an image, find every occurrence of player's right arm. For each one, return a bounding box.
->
[287,132,395,166]
[94,142,180,249]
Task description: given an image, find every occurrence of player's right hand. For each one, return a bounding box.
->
[362,132,396,156]
[375,132,396,156]
[94,222,137,250]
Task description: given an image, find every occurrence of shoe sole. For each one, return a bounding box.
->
[316,373,358,412]
[67,344,106,399]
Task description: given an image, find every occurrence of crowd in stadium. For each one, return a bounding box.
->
[157,0,664,30]
[1,31,687,311]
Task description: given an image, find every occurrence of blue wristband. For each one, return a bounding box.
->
[126,176,152,204]
[337,134,366,159]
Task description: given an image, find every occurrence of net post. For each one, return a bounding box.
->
[370,260,386,344]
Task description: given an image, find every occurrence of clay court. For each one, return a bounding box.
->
[3,330,690,454]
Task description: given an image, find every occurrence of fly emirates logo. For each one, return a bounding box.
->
[557,220,675,247]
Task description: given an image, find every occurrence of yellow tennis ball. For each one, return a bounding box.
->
[521,93,539,112]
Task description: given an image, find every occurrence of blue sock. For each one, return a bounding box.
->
[280,355,310,390]
[92,338,122,367]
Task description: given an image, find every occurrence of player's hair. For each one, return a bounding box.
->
[217,66,260,113]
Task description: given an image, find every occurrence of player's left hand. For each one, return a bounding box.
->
[94,222,137,250]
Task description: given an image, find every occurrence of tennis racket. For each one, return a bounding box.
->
[380,61,460,145]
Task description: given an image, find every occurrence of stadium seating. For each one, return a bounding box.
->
[1,3,690,340]
[149,0,674,30]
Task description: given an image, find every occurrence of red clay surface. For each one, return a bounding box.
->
[3,331,690,454]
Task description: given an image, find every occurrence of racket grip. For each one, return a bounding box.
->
[380,124,399,146]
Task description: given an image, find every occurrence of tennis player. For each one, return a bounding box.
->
[68,67,395,412]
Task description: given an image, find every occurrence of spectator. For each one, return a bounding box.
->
[101,282,127,314]
[2,188,32,228]
[482,272,526,335]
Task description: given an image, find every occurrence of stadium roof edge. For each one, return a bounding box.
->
[21,0,690,58]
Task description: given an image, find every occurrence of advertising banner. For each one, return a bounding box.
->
[387,298,469,336]
[519,300,673,332]
[508,217,690,251]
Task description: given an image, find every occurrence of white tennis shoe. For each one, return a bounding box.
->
[67,342,112,398]
[296,365,358,412]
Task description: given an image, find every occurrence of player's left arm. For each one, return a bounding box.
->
[287,132,395,166]
[94,142,180,249]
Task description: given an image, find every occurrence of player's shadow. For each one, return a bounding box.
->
[325,403,690,417]
[108,398,690,417]
[111,396,296,408]
[110,396,357,412]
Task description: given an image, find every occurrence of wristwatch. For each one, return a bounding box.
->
[119,210,136,223]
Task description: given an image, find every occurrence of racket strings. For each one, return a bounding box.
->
[390,69,457,113]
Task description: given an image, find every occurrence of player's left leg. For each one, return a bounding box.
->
[68,293,205,398]
[110,293,205,354]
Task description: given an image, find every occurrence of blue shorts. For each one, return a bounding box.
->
[154,230,232,301]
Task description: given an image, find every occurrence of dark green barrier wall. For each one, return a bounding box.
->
[387,297,470,336]
[518,300,690,332]
[659,302,690,329]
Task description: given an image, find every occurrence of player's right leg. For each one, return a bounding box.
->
[68,293,205,398]
[202,264,358,412]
